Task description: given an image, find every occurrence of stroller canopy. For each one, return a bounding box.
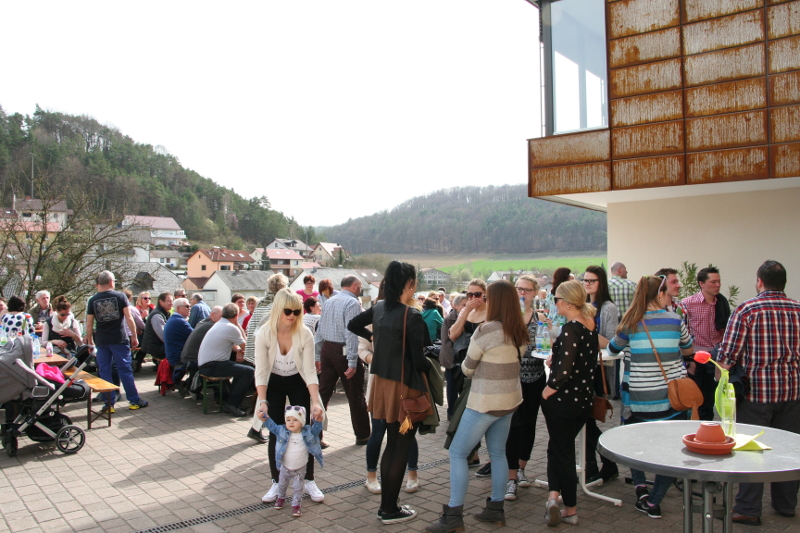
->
[0,336,35,404]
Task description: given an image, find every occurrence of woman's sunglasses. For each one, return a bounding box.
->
[466,292,483,299]
[283,308,301,316]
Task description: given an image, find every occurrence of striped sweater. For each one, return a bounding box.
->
[609,310,692,414]
[462,321,523,413]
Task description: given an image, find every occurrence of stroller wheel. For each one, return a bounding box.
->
[56,425,85,454]
[4,434,17,457]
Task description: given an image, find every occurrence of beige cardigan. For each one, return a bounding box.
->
[254,322,318,388]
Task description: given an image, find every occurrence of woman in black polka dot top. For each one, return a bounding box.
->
[541,280,599,527]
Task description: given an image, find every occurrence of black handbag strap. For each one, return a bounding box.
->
[399,306,409,400]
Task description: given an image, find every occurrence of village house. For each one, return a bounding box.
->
[200,269,275,306]
[419,267,452,286]
[122,215,186,247]
[185,248,256,289]
[1,195,71,231]
[528,0,800,297]
[149,249,184,268]
[259,237,314,260]
[251,247,304,279]
[311,242,348,267]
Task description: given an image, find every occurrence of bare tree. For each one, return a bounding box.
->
[0,182,148,314]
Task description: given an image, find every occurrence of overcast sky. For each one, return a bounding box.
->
[2,1,541,227]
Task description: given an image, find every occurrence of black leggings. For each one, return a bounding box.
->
[380,421,418,514]
[542,401,589,508]
[505,377,545,469]
[266,373,314,482]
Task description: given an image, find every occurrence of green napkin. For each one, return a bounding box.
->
[734,431,771,451]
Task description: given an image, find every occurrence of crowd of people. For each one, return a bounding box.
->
[1,258,798,529]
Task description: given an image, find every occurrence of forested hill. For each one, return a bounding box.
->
[0,105,310,248]
[320,185,607,254]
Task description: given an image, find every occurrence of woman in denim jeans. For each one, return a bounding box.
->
[426,280,528,533]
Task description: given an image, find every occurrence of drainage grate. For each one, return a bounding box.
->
[132,452,469,533]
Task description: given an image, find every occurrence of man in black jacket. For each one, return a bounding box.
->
[142,292,173,368]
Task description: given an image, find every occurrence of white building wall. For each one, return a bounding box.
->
[607,186,800,302]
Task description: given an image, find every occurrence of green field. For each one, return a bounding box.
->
[439,254,607,277]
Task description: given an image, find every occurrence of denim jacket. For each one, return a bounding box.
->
[262,418,324,470]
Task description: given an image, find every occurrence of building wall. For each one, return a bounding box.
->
[186,252,234,278]
[608,185,800,300]
[530,0,800,195]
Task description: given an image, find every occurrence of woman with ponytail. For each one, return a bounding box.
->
[608,275,693,519]
[541,280,598,527]
[348,261,431,525]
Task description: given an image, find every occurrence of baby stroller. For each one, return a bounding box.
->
[0,336,93,457]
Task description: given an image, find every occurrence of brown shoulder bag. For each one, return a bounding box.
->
[398,306,433,434]
[591,350,614,422]
[641,321,702,420]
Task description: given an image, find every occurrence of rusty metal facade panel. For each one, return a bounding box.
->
[771,142,800,177]
[608,0,679,39]
[684,43,766,86]
[769,71,800,105]
[611,59,683,98]
[531,163,611,196]
[609,28,681,69]
[768,35,800,73]
[687,147,769,183]
[612,155,685,189]
[685,78,767,117]
[612,121,684,158]
[686,110,768,151]
[768,2,800,39]
[770,105,800,142]
[685,0,764,22]
[683,11,765,56]
[611,91,683,126]
[769,0,794,5]
[529,130,611,168]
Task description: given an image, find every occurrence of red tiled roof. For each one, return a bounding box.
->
[199,248,255,262]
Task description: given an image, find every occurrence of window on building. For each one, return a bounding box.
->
[541,0,608,135]
[221,265,231,270]
[201,265,207,271]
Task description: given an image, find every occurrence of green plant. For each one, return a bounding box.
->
[678,261,739,305]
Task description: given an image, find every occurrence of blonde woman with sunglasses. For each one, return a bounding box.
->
[255,288,326,505]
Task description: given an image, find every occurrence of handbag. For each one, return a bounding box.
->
[398,306,433,434]
[642,321,703,420]
[590,351,614,422]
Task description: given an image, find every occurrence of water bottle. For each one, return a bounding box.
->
[32,334,41,357]
[541,326,551,355]
[520,296,526,316]
[720,386,737,437]
[534,322,544,353]
[46,342,53,357]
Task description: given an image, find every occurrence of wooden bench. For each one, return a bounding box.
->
[63,368,120,429]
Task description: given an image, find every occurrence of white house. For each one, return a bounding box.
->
[311,242,348,267]
[419,268,451,286]
[150,249,184,268]
[122,216,186,246]
[201,270,275,306]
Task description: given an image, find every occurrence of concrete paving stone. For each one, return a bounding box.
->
[122,515,157,530]
[5,517,38,533]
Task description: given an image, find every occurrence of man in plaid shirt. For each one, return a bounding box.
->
[716,260,800,525]
[682,267,730,420]
[607,262,636,398]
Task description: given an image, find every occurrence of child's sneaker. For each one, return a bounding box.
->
[292,505,301,517]
[274,497,285,510]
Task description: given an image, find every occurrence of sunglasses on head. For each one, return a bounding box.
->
[283,308,301,316]
[466,292,483,299]
[285,405,305,412]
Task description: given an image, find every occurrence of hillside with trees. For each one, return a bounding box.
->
[320,184,607,254]
[0,105,315,249]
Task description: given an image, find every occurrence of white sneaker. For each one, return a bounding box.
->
[517,469,531,488]
[404,477,419,493]
[304,480,325,502]
[365,478,382,494]
[262,481,280,503]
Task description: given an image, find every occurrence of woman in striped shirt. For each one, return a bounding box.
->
[608,275,694,519]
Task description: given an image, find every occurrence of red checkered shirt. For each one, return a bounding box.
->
[681,292,723,350]
[716,291,800,404]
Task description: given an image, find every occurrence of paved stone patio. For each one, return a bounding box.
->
[1,368,796,533]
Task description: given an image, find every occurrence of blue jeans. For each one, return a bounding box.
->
[366,417,418,472]
[96,344,141,405]
[626,410,688,505]
[448,408,513,507]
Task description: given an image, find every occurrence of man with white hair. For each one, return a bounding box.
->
[28,290,53,325]
[164,298,193,367]
[188,293,211,327]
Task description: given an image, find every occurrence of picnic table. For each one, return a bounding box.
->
[33,354,69,366]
